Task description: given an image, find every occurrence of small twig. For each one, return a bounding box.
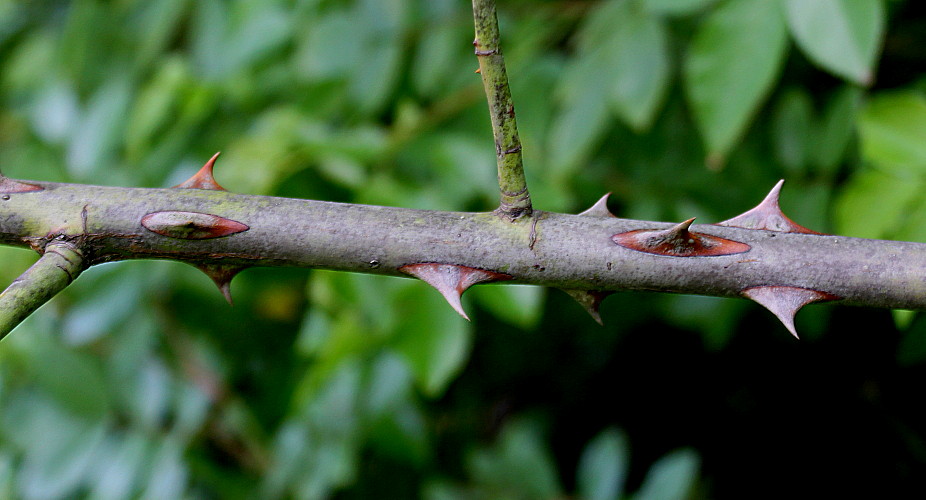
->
[0,241,86,338]
[472,0,532,220]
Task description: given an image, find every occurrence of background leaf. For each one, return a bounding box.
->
[685,0,788,164]
[577,428,629,500]
[784,0,885,85]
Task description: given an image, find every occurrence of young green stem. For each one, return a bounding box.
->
[472,0,532,220]
[0,241,86,338]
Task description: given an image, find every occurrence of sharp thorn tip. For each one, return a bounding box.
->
[578,193,616,218]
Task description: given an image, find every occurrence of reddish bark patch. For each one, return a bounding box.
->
[612,219,751,257]
[0,176,43,194]
[141,211,248,240]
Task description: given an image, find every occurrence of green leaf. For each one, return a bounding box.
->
[857,91,926,174]
[88,432,151,500]
[643,0,717,15]
[3,394,108,499]
[392,285,472,396]
[0,451,13,499]
[140,438,188,499]
[895,196,926,244]
[29,81,80,143]
[467,418,563,499]
[893,309,917,331]
[413,21,469,97]
[771,89,814,174]
[132,0,188,69]
[784,0,884,85]
[577,428,629,500]
[550,0,670,172]
[811,86,861,174]
[685,0,788,163]
[604,2,671,131]
[473,284,545,329]
[547,72,612,179]
[15,336,110,419]
[66,76,134,180]
[833,169,922,239]
[635,448,700,500]
[898,315,926,366]
[126,58,188,156]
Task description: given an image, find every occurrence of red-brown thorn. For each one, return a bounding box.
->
[174,152,226,191]
[195,264,246,305]
[612,218,751,257]
[0,175,43,194]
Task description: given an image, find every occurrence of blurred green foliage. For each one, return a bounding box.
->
[1,0,925,498]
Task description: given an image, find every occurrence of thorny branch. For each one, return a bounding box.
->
[0,1,924,339]
[0,168,924,339]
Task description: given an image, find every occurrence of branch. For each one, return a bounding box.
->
[473,0,532,220]
[0,240,86,338]
[1,170,923,338]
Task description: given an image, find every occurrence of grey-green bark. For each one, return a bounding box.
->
[0,240,86,339]
[472,0,532,219]
[1,178,923,337]
[0,0,923,338]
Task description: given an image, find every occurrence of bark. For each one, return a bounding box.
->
[472,0,532,220]
[1,175,923,337]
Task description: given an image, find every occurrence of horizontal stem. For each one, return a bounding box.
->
[1,180,923,312]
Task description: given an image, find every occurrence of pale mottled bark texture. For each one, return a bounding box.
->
[1,176,923,336]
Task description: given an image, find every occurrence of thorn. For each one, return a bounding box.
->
[743,285,839,339]
[399,263,513,320]
[717,180,820,234]
[578,193,615,218]
[195,264,246,305]
[475,67,481,74]
[612,218,751,257]
[0,175,43,194]
[174,152,226,191]
[669,217,696,237]
[561,289,612,325]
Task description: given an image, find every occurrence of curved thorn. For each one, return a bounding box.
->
[195,264,246,306]
[669,217,696,237]
[717,180,820,234]
[561,289,612,325]
[743,285,839,339]
[174,152,226,191]
[0,175,43,194]
[578,193,615,218]
[399,263,513,320]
